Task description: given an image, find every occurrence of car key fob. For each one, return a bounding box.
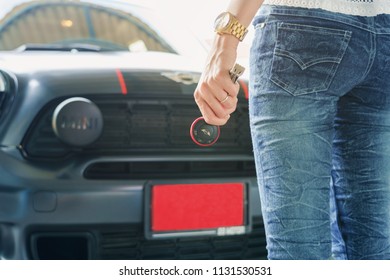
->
[190,117,220,147]
[190,63,245,147]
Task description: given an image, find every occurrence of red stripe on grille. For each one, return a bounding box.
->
[115,69,127,95]
[239,80,249,99]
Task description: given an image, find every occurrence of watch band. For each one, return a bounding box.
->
[230,19,248,41]
[215,12,248,42]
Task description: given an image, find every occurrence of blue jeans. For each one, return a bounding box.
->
[249,5,390,259]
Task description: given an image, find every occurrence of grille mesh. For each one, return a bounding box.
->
[84,160,256,179]
[22,95,252,160]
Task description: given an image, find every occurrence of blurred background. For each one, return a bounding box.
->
[0,0,254,68]
[152,0,253,68]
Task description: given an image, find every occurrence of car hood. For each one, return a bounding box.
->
[0,51,204,74]
[0,51,206,147]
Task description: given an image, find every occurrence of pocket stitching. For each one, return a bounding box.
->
[270,23,352,96]
[274,49,344,70]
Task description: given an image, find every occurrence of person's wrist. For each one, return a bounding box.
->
[214,33,239,51]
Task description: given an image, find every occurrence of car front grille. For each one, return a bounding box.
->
[22,94,252,160]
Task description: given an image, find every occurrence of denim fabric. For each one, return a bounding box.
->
[249,5,390,259]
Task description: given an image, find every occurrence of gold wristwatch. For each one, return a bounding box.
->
[214,12,248,42]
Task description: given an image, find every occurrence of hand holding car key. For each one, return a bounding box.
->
[190,63,245,146]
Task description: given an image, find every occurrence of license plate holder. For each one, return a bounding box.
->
[144,181,250,239]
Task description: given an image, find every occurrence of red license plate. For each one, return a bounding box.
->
[150,183,246,233]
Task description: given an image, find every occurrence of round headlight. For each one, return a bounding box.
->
[52,97,103,147]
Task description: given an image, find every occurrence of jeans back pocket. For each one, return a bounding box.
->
[270,23,352,96]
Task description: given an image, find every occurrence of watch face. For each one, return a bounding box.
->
[214,12,231,30]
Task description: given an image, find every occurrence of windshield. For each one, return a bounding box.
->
[0,0,206,58]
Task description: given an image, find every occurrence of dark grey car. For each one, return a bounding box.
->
[0,0,266,260]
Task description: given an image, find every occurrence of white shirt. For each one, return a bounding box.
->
[263,0,390,16]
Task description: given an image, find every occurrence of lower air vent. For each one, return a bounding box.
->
[30,233,92,260]
[28,217,267,260]
[84,160,256,179]
[99,217,266,260]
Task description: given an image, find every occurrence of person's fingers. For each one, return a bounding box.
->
[200,102,230,126]
[219,93,230,104]
[194,88,231,126]
[193,56,241,126]
[219,82,240,112]
[195,78,238,124]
